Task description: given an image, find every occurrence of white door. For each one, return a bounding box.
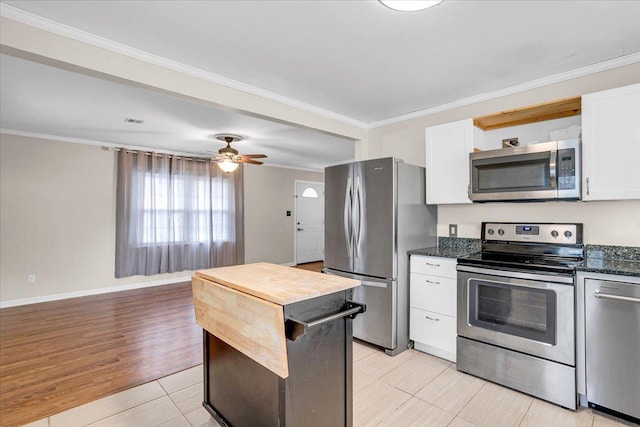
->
[295,181,324,264]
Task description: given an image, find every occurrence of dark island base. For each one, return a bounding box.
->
[202,290,357,427]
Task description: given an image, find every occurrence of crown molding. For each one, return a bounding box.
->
[251,162,327,173]
[2,3,639,132]
[1,128,339,170]
[369,52,640,128]
[0,128,209,157]
[0,4,367,130]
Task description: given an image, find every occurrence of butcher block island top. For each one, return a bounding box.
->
[192,262,360,379]
[194,261,359,305]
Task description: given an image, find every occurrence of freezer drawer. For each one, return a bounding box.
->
[325,269,397,352]
[585,278,640,421]
[351,278,397,350]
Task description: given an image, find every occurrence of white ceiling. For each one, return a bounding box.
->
[1,0,639,169]
[0,54,355,170]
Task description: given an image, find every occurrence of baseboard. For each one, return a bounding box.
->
[281,262,296,267]
[413,341,456,363]
[0,275,192,308]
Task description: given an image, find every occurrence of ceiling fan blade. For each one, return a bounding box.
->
[241,159,264,165]
[240,154,267,159]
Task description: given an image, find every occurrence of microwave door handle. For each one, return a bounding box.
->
[549,150,557,189]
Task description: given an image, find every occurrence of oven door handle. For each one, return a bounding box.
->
[456,265,574,284]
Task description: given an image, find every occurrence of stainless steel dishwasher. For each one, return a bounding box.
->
[585,278,640,423]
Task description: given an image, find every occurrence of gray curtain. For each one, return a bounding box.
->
[115,150,244,278]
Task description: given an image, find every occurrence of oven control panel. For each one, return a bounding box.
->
[483,222,580,244]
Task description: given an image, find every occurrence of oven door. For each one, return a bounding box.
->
[457,265,575,366]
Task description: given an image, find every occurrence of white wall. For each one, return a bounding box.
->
[0,134,190,305]
[365,63,640,246]
[244,164,324,265]
[0,134,326,305]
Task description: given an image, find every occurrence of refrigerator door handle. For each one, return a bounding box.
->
[354,175,363,257]
[362,280,388,289]
[344,177,353,257]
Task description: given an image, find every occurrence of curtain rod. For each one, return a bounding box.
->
[101,146,213,162]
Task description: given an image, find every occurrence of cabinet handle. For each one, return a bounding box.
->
[425,315,440,322]
[424,279,440,285]
[424,262,440,267]
[586,177,590,196]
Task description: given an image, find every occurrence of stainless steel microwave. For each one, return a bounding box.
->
[469,139,581,202]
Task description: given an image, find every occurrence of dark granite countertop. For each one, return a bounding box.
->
[408,237,480,259]
[576,244,640,277]
[409,240,640,276]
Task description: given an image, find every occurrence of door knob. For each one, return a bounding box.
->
[297,228,304,231]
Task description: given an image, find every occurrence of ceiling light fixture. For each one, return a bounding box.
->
[210,134,267,173]
[379,0,444,12]
[217,158,240,173]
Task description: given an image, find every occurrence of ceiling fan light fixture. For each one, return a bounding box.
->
[217,158,239,173]
[379,0,443,11]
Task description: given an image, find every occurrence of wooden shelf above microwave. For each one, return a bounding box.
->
[473,97,581,131]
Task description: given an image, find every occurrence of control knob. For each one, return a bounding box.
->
[498,229,505,236]
[551,230,559,238]
[564,230,573,238]
[487,229,494,235]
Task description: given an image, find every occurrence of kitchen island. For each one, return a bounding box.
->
[192,262,362,427]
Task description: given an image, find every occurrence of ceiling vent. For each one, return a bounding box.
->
[124,117,145,124]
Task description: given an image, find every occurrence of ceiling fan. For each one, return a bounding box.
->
[210,134,267,173]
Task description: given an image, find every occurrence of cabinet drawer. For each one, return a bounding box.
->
[410,273,456,316]
[409,307,456,356]
[410,256,456,278]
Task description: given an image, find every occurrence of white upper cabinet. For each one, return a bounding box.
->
[582,83,640,201]
[425,118,485,205]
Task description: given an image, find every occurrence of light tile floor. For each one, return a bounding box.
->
[23,341,636,427]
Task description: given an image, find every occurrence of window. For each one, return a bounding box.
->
[301,187,319,198]
[140,173,225,245]
[115,151,243,278]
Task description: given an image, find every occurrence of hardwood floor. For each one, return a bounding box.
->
[294,261,323,272]
[0,282,201,427]
[0,264,324,426]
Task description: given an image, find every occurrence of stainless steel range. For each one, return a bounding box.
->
[456,222,584,410]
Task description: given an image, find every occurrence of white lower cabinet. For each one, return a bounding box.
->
[410,308,456,362]
[409,255,457,362]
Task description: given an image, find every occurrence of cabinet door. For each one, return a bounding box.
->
[425,118,476,204]
[410,273,457,316]
[410,255,457,278]
[410,307,456,362]
[582,83,640,201]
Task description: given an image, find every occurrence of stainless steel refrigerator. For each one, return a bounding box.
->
[324,157,437,356]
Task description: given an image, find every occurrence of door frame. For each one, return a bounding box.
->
[293,180,324,265]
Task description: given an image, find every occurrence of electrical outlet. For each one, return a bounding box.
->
[28,274,36,284]
[449,224,458,238]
